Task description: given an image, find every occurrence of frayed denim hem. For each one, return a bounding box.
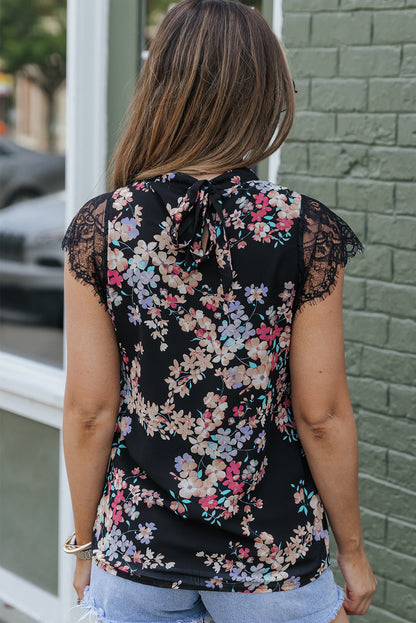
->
[318,585,345,623]
[77,585,210,623]
[78,585,109,623]
[281,584,344,623]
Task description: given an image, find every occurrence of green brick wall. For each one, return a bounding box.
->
[279,1,416,621]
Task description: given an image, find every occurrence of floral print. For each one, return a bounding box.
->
[62,167,362,592]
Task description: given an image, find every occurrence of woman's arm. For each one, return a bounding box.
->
[63,258,121,598]
[289,267,377,617]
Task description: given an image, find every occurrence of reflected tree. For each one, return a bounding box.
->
[147,0,263,44]
[0,0,66,152]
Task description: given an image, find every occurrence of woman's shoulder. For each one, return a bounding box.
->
[66,190,113,234]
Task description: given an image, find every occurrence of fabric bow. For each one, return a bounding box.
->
[166,178,234,292]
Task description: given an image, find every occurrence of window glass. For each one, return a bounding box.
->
[0,1,66,367]
[147,0,263,44]
[0,409,60,594]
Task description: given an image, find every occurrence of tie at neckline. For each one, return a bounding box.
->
[166,177,234,291]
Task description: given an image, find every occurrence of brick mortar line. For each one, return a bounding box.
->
[363,540,416,568]
[358,473,416,496]
[346,343,416,356]
[344,311,391,318]
[285,141,416,152]
[355,408,415,419]
[364,278,416,289]
[365,604,412,623]
[387,447,416,460]
[347,345,416,357]
[283,10,411,14]
[358,504,388,518]
[380,515,416,529]
[287,139,404,147]
[348,377,416,390]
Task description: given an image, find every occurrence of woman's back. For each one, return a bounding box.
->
[62,2,376,618]
[63,166,361,592]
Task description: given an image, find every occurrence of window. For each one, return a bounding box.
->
[0,1,66,368]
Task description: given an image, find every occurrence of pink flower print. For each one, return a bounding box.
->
[233,405,244,417]
[112,507,123,525]
[166,294,178,308]
[271,325,283,342]
[224,461,244,493]
[205,300,218,311]
[199,495,218,510]
[228,461,240,476]
[251,208,267,223]
[251,193,272,222]
[253,193,268,208]
[255,323,271,342]
[238,547,250,558]
[294,488,305,505]
[108,269,123,287]
[275,217,293,231]
[113,489,125,506]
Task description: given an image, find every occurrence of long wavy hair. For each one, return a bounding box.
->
[111,0,295,187]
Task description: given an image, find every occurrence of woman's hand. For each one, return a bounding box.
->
[73,558,92,602]
[337,549,377,616]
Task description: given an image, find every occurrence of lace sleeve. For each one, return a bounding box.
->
[61,193,109,308]
[294,195,363,314]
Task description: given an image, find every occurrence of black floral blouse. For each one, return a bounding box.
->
[62,167,362,593]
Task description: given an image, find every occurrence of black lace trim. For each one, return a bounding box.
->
[61,194,109,308]
[294,196,363,314]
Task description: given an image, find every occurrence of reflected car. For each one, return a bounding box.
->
[0,192,66,326]
[0,137,65,209]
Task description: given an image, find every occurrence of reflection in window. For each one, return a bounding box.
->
[0,1,66,367]
[147,0,263,45]
[0,408,59,594]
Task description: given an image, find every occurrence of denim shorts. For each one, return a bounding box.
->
[78,563,345,623]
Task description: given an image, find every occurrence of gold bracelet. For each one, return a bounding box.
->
[63,531,93,560]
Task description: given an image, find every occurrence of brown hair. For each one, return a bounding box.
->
[111,0,295,187]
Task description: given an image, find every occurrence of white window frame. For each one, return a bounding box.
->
[268,0,283,184]
[0,0,109,620]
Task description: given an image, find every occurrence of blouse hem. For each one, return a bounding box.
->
[92,555,331,594]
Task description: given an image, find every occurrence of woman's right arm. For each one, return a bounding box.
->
[289,266,377,617]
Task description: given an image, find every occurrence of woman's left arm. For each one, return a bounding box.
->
[63,257,121,599]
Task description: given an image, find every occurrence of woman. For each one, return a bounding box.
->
[62,1,376,622]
